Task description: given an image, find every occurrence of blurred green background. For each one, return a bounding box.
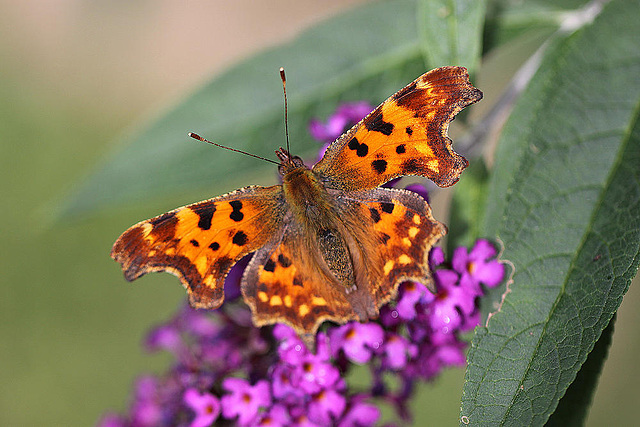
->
[1,1,637,425]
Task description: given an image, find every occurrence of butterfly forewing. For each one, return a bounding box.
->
[111,185,286,309]
[313,66,482,191]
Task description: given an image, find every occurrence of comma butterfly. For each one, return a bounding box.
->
[111,66,482,343]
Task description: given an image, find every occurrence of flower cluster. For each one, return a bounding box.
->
[98,103,504,427]
[98,238,503,427]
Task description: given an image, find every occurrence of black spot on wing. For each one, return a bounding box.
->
[232,231,248,246]
[191,202,216,230]
[396,144,406,154]
[209,242,220,251]
[347,137,369,157]
[229,200,244,222]
[369,207,381,223]
[405,126,413,136]
[365,109,394,136]
[264,259,276,272]
[278,254,292,268]
[380,232,391,244]
[190,239,200,247]
[293,276,303,287]
[380,202,394,214]
[371,159,388,174]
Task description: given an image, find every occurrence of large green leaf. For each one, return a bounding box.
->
[419,0,487,73]
[62,0,426,217]
[462,0,640,425]
[63,0,488,218]
[546,315,616,426]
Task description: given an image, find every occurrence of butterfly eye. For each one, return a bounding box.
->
[291,156,304,167]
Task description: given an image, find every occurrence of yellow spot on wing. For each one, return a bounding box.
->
[258,291,268,302]
[270,295,283,306]
[384,260,395,275]
[312,296,327,306]
[413,214,421,225]
[402,237,412,247]
[194,256,209,276]
[408,227,419,238]
[299,304,310,316]
[284,295,292,307]
[398,254,411,265]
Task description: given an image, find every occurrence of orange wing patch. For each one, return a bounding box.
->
[242,229,360,341]
[313,66,481,191]
[111,186,285,309]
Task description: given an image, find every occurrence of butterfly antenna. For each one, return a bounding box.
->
[280,67,291,158]
[188,132,279,165]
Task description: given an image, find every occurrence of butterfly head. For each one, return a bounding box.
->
[276,147,305,176]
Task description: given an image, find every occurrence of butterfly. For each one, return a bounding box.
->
[111,66,482,343]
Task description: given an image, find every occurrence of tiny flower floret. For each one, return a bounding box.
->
[183,388,221,427]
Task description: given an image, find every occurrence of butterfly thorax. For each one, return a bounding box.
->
[281,162,337,229]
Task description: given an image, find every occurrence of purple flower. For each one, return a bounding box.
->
[99,235,505,426]
[418,333,467,379]
[309,101,374,143]
[429,246,446,268]
[183,388,220,427]
[330,323,384,364]
[395,281,429,320]
[309,387,347,425]
[253,404,290,426]
[221,378,271,425]
[294,347,341,394]
[452,239,504,289]
[224,254,251,301]
[338,399,381,427]
[145,324,183,355]
[428,269,476,334]
[403,182,430,203]
[380,333,417,370]
[130,376,163,427]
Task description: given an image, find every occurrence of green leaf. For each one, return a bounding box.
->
[461,0,640,425]
[419,0,487,73]
[447,159,490,252]
[482,0,592,53]
[546,315,616,426]
[62,0,431,217]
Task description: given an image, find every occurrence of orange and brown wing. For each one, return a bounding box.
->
[313,66,482,191]
[340,187,446,305]
[241,225,362,341]
[111,185,285,310]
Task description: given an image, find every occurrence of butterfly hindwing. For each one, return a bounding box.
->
[111,185,285,309]
[241,223,364,339]
[313,66,482,191]
[341,187,446,303]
